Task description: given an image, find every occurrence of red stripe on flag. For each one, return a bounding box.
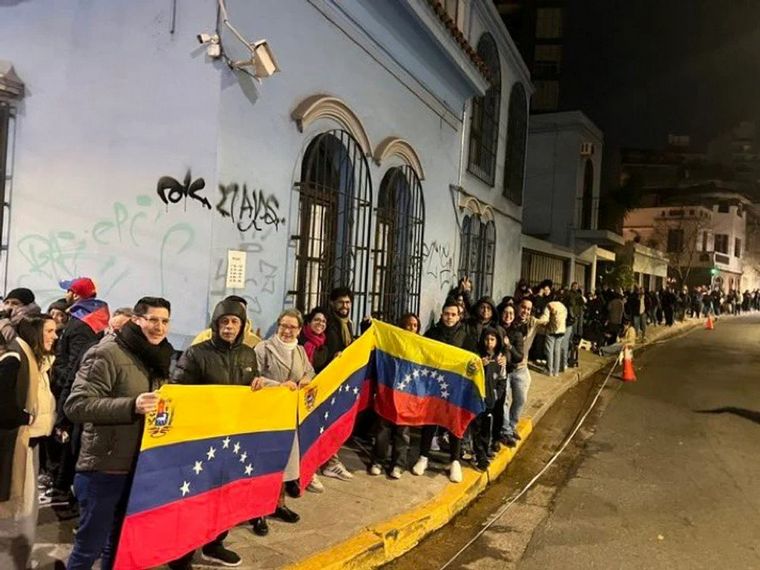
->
[373,383,477,439]
[299,404,359,489]
[114,472,282,570]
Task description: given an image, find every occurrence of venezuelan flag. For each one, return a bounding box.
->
[372,321,485,439]
[69,298,110,334]
[114,384,298,570]
[297,329,375,489]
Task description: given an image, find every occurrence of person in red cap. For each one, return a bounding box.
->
[44,278,111,507]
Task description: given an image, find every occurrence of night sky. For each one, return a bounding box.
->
[562,1,760,152]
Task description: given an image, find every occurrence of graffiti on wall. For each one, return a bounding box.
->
[16,195,195,302]
[422,240,454,291]
[156,170,211,210]
[216,183,286,234]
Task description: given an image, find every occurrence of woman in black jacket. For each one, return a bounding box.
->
[494,305,524,449]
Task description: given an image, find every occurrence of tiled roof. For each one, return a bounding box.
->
[426,0,492,82]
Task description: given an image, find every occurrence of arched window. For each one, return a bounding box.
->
[468,33,501,186]
[371,166,425,322]
[292,130,372,323]
[458,214,496,298]
[580,159,594,229]
[503,83,527,205]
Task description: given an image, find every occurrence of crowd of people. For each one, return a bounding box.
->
[0,274,756,569]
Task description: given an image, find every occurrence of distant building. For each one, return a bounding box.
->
[496,0,565,113]
[521,111,667,291]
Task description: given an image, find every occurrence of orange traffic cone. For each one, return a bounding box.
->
[705,315,714,330]
[621,346,636,382]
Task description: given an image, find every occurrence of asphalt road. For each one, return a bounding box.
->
[390,315,760,570]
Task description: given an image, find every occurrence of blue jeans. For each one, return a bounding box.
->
[559,328,573,370]
[67,472,131,570]
[501,367,531,438]
[545,333,563,376]
[632,314,646,337]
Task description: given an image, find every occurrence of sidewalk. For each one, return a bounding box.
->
[33,317,706,569]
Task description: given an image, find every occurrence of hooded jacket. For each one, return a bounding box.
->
[477,327,507,409]
[0,302,42,345]
[172,300,260,386]
[465,296,499,341]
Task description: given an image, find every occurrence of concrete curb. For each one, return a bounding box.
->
[285,318,706,570]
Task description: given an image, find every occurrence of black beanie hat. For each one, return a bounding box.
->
[4,287,35,306]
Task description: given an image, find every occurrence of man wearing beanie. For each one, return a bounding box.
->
[168,298,265,568]
[0,288,41,343]
[190,294,261,348]
[412,298,478,484]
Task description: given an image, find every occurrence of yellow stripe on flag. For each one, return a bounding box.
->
[372,321,485,398]
[298,329,375,422]
[140,384,298,452]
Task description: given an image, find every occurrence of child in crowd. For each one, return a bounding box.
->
[472,327,508,470]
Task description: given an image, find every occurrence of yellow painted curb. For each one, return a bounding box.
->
[286,418,534,570]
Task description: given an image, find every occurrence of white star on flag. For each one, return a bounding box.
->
[320,426,325,434]
[421,369,429,377]
[180,481,190,496]
[206,447,216,460]
[245,464,253,476]
[324,411,329,420]
[353,387,359,395]
[222,437,230,449]
[233,442,241,454]
[441,389,450,399]
[412,369,420,378]
[192,461,203,475]
[240,452,247,463]
[331,397,336,405]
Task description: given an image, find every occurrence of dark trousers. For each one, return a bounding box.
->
[67,472,131,570]
[420,426,461,462]
[472,411,493,463]
[371,418,410,469]
[169,532,228,568]
[55,426,81,493]
[492,393,506,441]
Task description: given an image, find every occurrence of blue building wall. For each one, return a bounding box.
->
[1,0,527,346]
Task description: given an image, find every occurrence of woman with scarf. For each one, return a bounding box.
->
[250,309,315,537]
[0,315,57,568]
[299,308,330,374]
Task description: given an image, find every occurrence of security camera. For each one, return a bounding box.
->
[252,40,280,78]
[197,33,222,58]
[197,32,214,44]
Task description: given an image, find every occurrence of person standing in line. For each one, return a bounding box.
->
[320,287,356,482]
[249,309,315,536]
[544,296,567,377]
[0,288,41,344]
[0,315,57,569]
[169,299,265,567]
[500,298,548,447]
[412,299,478,483]
[368,313,419,480]
[64,297,173,570]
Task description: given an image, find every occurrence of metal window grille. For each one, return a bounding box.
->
[458,214,495,299]
[291,130,372,325]
[370,166,425,323]
[520,249,567,288]
[0,103,15,289]
[468,34,501,186]
[503,83,527,205]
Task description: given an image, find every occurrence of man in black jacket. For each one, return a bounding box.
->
[411,299,478,484]
[168,299,265,568]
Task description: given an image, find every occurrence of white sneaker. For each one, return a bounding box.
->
[369,464,383,476]
[449,460,462,483]
[322,460,354,481]
[306,474,324,493]
[411,456,428,476]
[389,466,403,479]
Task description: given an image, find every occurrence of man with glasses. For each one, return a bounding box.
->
[64,297,174,570]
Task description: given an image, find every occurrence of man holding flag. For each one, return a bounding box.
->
[411,298,479,483]
[64,297,173,570]
[167,298,267,568]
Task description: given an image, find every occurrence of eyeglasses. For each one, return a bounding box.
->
[310,318,327,324]
[278,323,300,331]
[138,315,170,326]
